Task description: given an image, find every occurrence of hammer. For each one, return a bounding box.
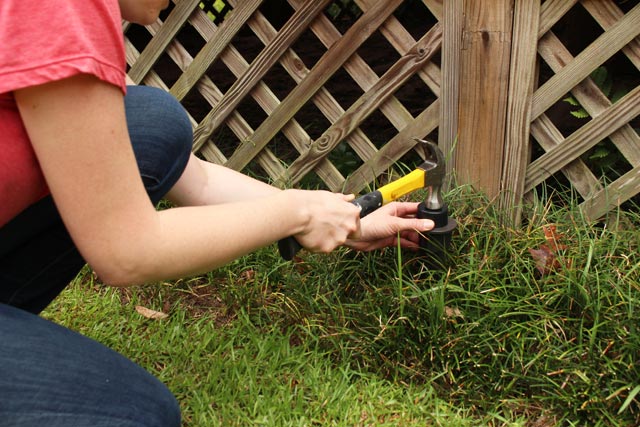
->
[278,139,456,264]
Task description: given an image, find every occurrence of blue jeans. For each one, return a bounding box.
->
[0,86,191,426]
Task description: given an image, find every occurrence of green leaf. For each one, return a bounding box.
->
[570,109,590,119]
[563,96,580,107]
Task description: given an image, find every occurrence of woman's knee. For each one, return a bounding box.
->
[124,86,193,204]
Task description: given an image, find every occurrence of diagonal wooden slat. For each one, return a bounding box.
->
[529,114,602,199]
[170,0,263,101]
[279,24,443,186]
[581,0,640,71]
[581,165,640,220]
[538,0,579,38]
[531,3,640,120]
[127,0,202,84]
[525,85,640,191]
[225,0,405,171]
[537,31,640,168]
[343,100,441,195]
[191,6,346,188]
[191,0,332,152]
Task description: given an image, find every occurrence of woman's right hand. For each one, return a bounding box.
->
[285,189,361,254]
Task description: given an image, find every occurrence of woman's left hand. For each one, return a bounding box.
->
[344,202,434,252]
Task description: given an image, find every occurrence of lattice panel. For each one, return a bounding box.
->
[123,0,443,194]
[525,0,640,220]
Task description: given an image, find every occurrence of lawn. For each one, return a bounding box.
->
[44,187,640,426]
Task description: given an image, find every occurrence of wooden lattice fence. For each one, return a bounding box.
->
[122,0,640,225]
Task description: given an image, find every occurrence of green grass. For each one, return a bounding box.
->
[44,187,639,426]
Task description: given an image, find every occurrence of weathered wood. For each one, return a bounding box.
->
[581,165,640,221]
[225,0,405,171]
[537,31,640,168]
[499,0,540,225]
[455,0,515,198]
[439,0,463,185]
[121,0,640,222]
[538,0,579,38]
[191,0,331,152]
[531,3,640,120]
[343,100,441,195]
[525,85,640,191]
[128,0,201,84]
[530,114,602,199]
[170,0,263,101]
[279,25,442,186]
[581,0,640,71]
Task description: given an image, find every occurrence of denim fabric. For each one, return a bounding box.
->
[0,304,181,427]
[0,85,191,426]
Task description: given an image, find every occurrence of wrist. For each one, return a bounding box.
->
[278,189,312,237]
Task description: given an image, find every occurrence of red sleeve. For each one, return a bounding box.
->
[0,0,127,94]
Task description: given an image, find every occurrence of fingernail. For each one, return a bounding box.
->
[423,220,435,229]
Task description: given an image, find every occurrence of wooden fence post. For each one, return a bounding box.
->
[454,0,515,199]
[439,0,464,190]
[499,0,541,225]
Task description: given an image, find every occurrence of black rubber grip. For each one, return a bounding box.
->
[352,190,383,218]
[278,236,303,261]
[277,190,383,260]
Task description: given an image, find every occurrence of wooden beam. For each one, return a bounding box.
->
[439,0,463,186]
[499,0,540,225]
[454,0,515,198]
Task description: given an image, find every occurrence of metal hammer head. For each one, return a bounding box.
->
[415,138,445,210]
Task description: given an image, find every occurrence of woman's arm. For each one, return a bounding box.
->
[15,75,361,286]
[168,154,435,253]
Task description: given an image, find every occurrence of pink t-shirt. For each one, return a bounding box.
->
[0,0,127,227]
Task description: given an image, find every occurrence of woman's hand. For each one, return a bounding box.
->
[344,202,434,252]
[287,190,362,254]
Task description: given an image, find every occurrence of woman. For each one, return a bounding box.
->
[0,0,434,425]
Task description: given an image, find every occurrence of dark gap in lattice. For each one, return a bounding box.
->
[153,52,183,87]
[230,29,265,65]
[205,59,235,94]
[290,29,327,71]
[600,51,640,107]
[294,102,332,141]
[259,0,295,31]
[268,131,298,165]
[356,30,400,77]
[582,135,633,183]
[328,140,363,179]
[211,123,241,159]
[198,0,233,25]
[182,88,210,123]
[125,25,153,57]
[359,110,396,149]
[262,63,297,102]
[323,68,364,111]
[235,97,268,131]
[299,170,330,190]
[244,159,271,183]
[541,92,585,139]
[175,22,207,59]
[159,3,174,21]
[532,174,586,206]
[393,0,439,41]
[393,73,437,118]
[325,0,362,34]
[399,147,428,180]
[550,3,604,58]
